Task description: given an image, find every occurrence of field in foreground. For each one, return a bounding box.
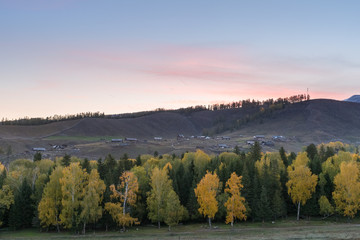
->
[1,220,360,240]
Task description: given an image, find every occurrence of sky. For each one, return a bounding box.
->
[1,0,360,119]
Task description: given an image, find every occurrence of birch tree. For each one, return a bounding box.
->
[80,169,105,234]
[105,171,139,230]
[333,161,360,218]
[194,171,220,228]
[224,172,247,227]
[286,152,318,221]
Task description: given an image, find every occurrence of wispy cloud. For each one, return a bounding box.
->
[56,43,360,102]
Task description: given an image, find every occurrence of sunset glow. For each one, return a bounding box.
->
[1,0,359,119]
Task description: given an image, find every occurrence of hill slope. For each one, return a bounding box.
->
[1,99,360,159]
[236,99,360,143]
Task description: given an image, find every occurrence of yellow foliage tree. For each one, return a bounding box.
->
[194,171,220,228]
[105,171,139,230]
[286,152,318,220]
[224,172,247,227]
[38,166,63,232]
[80,169,105,234]
[59,163,87,231]
[333,161,360,218]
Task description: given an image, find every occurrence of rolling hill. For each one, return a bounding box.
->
[0,98,360,160]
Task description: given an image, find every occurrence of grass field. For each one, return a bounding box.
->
[1,220,360,240]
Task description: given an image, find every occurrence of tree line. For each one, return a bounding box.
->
[2,140,357,233]
[1,94,309,126]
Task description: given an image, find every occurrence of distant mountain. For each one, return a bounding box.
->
[344,95,360,103]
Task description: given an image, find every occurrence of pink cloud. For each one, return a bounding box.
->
[55,44,359,103]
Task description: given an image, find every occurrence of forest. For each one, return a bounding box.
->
[0,141,359,234]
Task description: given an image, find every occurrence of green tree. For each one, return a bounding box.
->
[147,167,173,228]
[61,154,71,167]
[80,158,91,173]
[318,195,334,217]
[33,152,42,162]
[9,178,34,229]
[164,190,187,231]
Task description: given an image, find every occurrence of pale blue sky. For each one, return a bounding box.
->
[1,0,360,119]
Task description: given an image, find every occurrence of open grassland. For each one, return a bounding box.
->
[2,220,360,240]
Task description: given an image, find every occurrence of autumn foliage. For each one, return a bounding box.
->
[3,141,360,233]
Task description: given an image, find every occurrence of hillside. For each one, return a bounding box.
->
[1,99,360,160]
[235,99,360,143]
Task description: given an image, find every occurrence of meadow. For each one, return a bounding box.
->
[1,219,360,240]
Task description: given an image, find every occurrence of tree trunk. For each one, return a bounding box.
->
[158,221,161,229]
[168,225,171,231]
[297,201,301,221]
[82,222,86,235]
[208,217,212,229]
[231,220,233,228]
[55,215,60,233]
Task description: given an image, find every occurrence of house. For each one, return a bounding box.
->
[125,138,138,142]
[272,136,286,142]
[177,134,185,140]
[218,144,229,149]
[263,141,275,146]
[154,137,163,141]
[222,136,231,140]
[254,135,265,140]
[32,147,46,151]
[111,139,123,143]
[246,140,255,145]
